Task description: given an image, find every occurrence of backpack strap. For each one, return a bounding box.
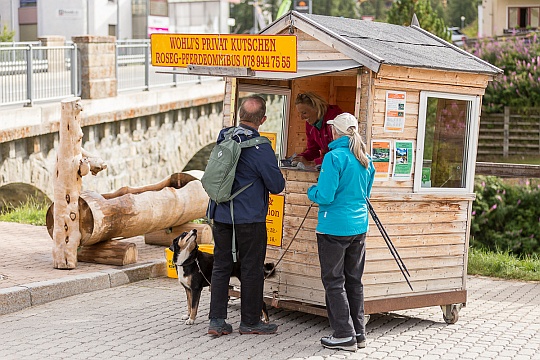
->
[238,136,271,148]
[222,131,271,263]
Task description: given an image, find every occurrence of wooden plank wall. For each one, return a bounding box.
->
[371,65,490,192]
[478,107,540,159]
[265,169,473,306]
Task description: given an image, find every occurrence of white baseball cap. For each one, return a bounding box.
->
[327,113,358,134]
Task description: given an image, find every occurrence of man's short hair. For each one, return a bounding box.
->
[239,95,266,126]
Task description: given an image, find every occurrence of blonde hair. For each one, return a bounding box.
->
[334,126,370,169]
[295,92,328,119]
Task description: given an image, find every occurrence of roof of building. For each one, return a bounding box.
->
[261,11,502,77]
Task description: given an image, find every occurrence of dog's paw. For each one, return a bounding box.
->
[181,314,189,320]
[184,318,195,325]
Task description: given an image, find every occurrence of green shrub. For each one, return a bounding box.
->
[471,176,540,255]
[466,33,540,113]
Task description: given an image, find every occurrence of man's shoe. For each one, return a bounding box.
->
[320,335,357,352]
[208,319,232,336]
[356,334,366,348]
[239,321,278,334]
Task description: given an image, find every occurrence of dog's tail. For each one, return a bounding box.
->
[264,263,276,279]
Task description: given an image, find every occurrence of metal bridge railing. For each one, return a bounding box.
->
[116,39,218,92]
[0,42,80,107]
[1,40,220,107]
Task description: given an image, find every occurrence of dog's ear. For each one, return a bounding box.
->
[263,263,276,278]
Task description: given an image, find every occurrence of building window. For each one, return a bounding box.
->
[20,0,37,7]
[508,7,540,30]
[414,92,480,193]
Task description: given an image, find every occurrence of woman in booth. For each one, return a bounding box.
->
[293,92,343,167]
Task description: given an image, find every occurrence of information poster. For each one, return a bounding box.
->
[266,194,284,247]
[384,91,406,132]
[392,140,414,180]
[371,140,392,181]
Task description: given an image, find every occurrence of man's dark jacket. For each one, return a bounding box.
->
[207,123,285,224]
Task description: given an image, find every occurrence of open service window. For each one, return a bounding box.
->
[237,84,291,162]
[414,91,480,194]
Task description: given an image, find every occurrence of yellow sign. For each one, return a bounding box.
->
[259,131,277,151]
[151,34,297,72]
[266,194,284,247]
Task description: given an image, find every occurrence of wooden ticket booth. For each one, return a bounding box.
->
[151,11,501,323]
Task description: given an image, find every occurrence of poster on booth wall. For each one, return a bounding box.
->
[392,140,414,180]
[384,91,406,132]
[266,194,284,247]
[371,140,392,181]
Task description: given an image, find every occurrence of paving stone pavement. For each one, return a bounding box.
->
[1,222,540,359]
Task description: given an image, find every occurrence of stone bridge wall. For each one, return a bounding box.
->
[0,84,225,203]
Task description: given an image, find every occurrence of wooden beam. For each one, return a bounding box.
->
[475,162,540,178]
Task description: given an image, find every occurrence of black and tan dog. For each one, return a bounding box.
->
[171,229,275,325]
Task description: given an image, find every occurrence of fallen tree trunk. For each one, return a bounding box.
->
[47,177,209,246]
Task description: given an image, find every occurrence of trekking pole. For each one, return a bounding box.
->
[366,198,414,291]
[267,202,313,278]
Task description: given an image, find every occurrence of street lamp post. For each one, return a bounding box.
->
[460,15,465,29]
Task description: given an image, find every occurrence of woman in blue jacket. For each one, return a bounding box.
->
[307,112,375,352]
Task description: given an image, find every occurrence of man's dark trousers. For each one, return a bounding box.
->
[209,221,267,325]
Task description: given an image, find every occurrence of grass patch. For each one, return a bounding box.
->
[0,198,49,226]
[468,247,540,281]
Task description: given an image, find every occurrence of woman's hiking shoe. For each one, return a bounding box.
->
[356,334,366,348]
[320,335,357,352]
[239,321,278,334]
[208,319,232,336]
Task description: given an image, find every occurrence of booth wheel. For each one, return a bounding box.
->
[441,304,462,324]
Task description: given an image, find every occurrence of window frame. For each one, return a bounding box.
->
[236,83,291,161]
[413,91,480,194]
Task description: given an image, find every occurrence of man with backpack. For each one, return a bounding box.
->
[205,95,285,336]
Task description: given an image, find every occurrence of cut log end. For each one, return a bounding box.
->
[77,240,138,266]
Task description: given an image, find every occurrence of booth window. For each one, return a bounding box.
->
[414,92,480,193]
[237,84,291,162]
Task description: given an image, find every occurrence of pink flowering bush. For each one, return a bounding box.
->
[471,176,540,255]
[466,33,540,113]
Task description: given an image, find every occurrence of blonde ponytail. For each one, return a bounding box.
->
[347,128,369,169]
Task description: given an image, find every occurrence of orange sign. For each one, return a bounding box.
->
[266,194,284,246]
[151,34,297,72]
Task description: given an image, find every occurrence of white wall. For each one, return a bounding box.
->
[168,0,230,34]
[0,0,20,41]
[37,0,132,40]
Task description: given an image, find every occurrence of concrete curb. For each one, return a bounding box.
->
[0,259,166,316]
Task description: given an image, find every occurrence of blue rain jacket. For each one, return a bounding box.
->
[307,136,375,236]
[208,123,285,224]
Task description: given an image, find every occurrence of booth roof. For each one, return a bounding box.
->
[261,11,502,77]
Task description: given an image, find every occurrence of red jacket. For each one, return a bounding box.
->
[298,105,343,165]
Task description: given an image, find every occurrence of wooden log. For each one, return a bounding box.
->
[144,223,213,246]
[52,97,84,269]
[46,179,209,246]
[101,170,203,199]
[77,240,138,266]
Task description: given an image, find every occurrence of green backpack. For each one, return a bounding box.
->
[201,127,271,261]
